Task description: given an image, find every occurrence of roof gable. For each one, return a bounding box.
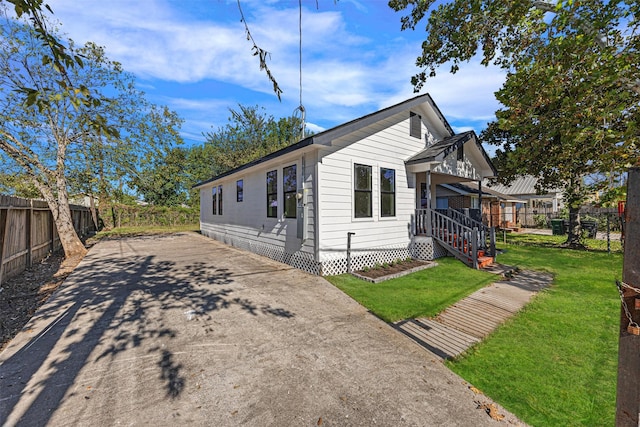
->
[193,94,463,188]
[405,131,497,177]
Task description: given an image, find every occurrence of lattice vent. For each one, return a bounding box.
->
[432,241,449,259]
[201,232,320,275]
[319,245,412,276]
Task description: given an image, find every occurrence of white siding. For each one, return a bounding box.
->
[317,112,429,257]
[432,144,486,181]
[199,152,316,259]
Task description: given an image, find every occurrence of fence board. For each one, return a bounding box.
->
[0,195,93,285]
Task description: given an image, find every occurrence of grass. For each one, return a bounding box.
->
[451,235,622,426]
[324,257,496,322]
[326,233,622,426]
[502,230,623,254]
[91,224,200,240]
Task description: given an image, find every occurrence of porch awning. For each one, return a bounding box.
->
[405,132,474,165]
[441,182,526,203]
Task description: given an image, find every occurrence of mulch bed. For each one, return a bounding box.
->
[0,252,81,352]
[355,259,432,279]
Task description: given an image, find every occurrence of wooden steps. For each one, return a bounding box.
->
[394,268,553,359]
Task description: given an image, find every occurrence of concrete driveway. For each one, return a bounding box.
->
[0,232,523,426]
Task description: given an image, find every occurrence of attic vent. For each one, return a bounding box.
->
[410,112,421,139]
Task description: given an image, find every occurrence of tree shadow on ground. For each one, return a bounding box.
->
[0,236,295,425]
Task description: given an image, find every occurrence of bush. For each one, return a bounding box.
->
[533,214,548,228]
[102,204,199,229]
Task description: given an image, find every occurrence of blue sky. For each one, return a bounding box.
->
[46,0,506,152]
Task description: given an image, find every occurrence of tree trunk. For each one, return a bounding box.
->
[33,178,88,260]
[566,204,582,247]
[52,200,88,260]
[89,194,99,231]
[563,177,585,248]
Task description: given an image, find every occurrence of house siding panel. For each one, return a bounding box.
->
[317,113,430,263]
[199,151,319,274]
[196,95,496,276]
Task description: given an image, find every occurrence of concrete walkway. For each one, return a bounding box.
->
[0,233,526,426]
[395,268,553,359]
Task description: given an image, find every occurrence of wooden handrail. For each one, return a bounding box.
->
[414,208,496,268]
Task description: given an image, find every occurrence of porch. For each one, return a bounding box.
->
[412,207,496,269]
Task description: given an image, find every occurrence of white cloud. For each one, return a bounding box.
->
[44,0,507,143]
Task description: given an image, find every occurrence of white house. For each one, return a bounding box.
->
[484,175,565,227]
[194,94,497,275]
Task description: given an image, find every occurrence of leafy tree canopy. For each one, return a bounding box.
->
[391,0,640,245]
[203,104,308,176]
[0,7,182,256]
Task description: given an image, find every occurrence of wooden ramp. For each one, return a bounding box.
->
[394,268,553,359]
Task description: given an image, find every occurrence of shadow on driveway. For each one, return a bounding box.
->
[0,233,293,425]
[1,232,524,426]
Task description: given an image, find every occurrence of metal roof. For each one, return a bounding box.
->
[442,182,526,203]
[483,175,561,195]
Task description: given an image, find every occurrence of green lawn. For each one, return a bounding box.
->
[502,230,624,254]
[327,234,623,426]
[324,257,496,322]
[451,236,622,426]
[91,224,200,240]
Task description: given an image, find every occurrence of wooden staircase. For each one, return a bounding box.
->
[415,208,496,269]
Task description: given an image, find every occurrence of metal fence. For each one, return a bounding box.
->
[514,206,624,232]
[0,195,93,285]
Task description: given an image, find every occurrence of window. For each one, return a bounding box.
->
[380,168,395,217]
[283,164,297,218]
[354,164,372,218]
[236,179,243,202]
[457,144,464,161]
[471,197,480,209]
[410,112,421,139]
[436,197,448,209]
[266,170,277,217]
[212,186,217,215]
[218,185,223,215]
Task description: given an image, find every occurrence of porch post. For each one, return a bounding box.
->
[478,179,482,218]
[425,171,432,209]
[426,171,432,235]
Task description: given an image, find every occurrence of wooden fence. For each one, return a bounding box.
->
[0,195,94,285]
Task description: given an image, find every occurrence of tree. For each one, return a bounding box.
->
[390,0,640,245]
[132,146,190,207]
[203,104,307,175]
[0,10,181,258]
[0,172,41,198]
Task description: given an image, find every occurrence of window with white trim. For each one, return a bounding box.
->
[380,168,395,217]
[236,179,243,202]
[283,164,297,218]
[212,186,217,215]
[266,170,277,218]
[354,164,372,218]
[410,112,421,139]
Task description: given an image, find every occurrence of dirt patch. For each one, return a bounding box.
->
[0,252,82,352]
[355,259,432,279]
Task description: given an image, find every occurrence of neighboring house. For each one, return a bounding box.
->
[435,182,525,229]
[194,94,497,275]
[484,176,565,227]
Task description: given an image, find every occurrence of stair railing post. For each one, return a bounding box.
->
[472,227,479,269]
[426,208,432,237]
[490,227,496,259]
